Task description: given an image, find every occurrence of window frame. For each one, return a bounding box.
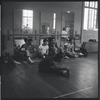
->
[22,10,33,29]
[53,13,56,30]
[83,1,98,31]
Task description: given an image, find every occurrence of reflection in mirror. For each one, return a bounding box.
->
[61,11,74,38]
[14,9,33,35]
[41,12,56,34]
[13,9,58,58]
[14,9,34,56]
[0,5,2,95]
[22,10,33,34]
[61,11,74,46]
[0,5,1,57]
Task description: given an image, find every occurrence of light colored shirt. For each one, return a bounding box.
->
[39,44,49,54]
[67,43,74,52]
[62,30,68,34]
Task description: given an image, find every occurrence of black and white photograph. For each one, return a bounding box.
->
[1,1,98,99]
[0,4,1,100]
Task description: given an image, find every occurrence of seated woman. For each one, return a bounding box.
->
[62,28,69,39]
[38,50,70,76]
[38,39,49,58]
[64,39,78,58]
[13,40,26,62]
[19,37,36,63]
[18,37,29,61]
[26,38,37,63]
[62,39,70,59]
[62,28,66,34]
[20,37,28,51]
[80,42,88,57]
[48,37,59,56]
[4,52,21,66]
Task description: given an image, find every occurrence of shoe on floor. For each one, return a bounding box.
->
[62,70,68,76]
[43,56,46,58]
[64,56,69,59]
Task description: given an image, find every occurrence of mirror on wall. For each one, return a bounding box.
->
[13,9,57,51]
[14,9,33,35]
[61,11,74,38]
[40,12,56,35]
[14,9,34,48]
[0,5,1,57]
[61,11,75,45]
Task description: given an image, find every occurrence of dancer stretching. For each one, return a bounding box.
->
[38,50,70,77]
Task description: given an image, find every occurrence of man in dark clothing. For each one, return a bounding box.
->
[80,42,88,57]
[38,50,70,76]
[48,37,59,56]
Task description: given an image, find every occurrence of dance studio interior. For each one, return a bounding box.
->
[0,5,1,100]
[1,1,98,99]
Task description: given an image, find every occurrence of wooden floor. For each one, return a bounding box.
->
[0,75,1,100]
[2,53,98,99]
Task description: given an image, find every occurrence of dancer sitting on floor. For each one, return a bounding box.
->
[13,39,27,62]
[80,42,88,57]
[16,37,35,63]
[18,37,29,61]
[19,37,36,63]
[48,37,59,56]
[26,38,37,63]
[4,52,21,66]
[64,39,78,58]
[39,39,49,58]
[38,49,70,77]
[20,37,28,51]
[62,38,70,59]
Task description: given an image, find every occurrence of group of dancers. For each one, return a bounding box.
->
[3,36,88,77]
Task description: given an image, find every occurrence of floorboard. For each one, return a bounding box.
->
[2,53,98,98]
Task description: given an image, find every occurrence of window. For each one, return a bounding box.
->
[83,1,98,30]
[22,10,33,29]
[53,13,56,30]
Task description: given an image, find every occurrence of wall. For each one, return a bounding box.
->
[82,30,98,42]
[77,29,98,49]
[2,2,83,54]
[14,9,22,34]
[0,5,1,57]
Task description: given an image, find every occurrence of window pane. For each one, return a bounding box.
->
[28,10,33,17]
[94,10,97,29]
[88,9,92,29]
[85,2,89,7]
[53,13,56,29]
[84,1,98,30]
[91,9,94,29]
[23,10,28,16]
[27,18,33,29]
[90,2,95,8]
[22,17,28,28]
[96,10,98,28]
[95,2,98,8]
[96,20,98,29]
[22,10,33,29]
[53,20,56,29]
[83,8,88,30]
